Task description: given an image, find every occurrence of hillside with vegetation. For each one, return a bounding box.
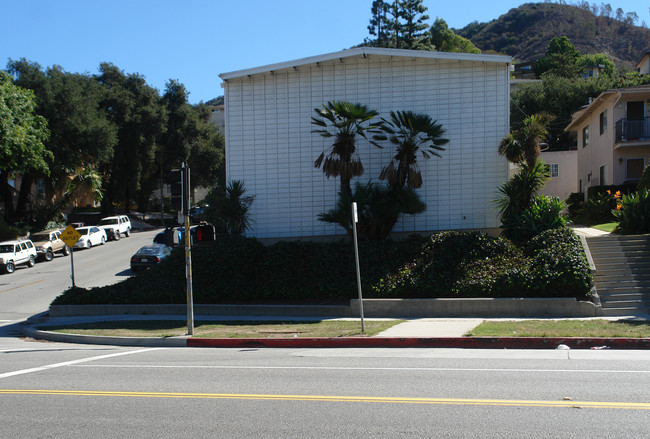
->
[456,2,649,69]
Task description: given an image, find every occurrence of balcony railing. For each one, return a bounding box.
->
[615,117,650,143]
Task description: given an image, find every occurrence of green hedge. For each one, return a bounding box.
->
[51,228,592,306]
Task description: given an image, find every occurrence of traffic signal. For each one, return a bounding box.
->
[193,224,215,243]
[169,165,190,215]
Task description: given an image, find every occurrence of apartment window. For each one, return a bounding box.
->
[582,125,589,147]
[599,110,607,135]
[549,163,559,178]
[627,158,645,180]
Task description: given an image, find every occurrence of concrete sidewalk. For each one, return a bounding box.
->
[376,318,483,337]
[570,226,611,237]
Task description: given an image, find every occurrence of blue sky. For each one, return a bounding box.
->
[1,0,648,104]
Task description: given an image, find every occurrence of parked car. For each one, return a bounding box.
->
[98,215,132,241]
[73,226,107,249]
[153,227,183,246]
[189,206,207,223]
[130,244,172,272]
[0,239,37,273]
[31,230,69,261]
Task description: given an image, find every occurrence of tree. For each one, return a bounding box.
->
[498,113,553,169]
[96,63,166,214]
[367,0,391,47]
[429,18,481,54]
[205,180,254,235]
[365,0,431,50]
[576,53,617,77]
[373,110,448,189]
[497,114,553,228]
[398,0,430,49]
[534,36,581,78]
[0,71,51,221]
[7,59,116,216]
[312,101,382,197]
[318,182,425,240]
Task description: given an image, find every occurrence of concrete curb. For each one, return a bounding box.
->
[23,326,650,350]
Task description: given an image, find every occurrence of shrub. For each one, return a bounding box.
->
[566,192,584,218]
[51,229,591,306]
[501,195,566,242]
[612,190,650,234]
[318,182,425,240]
[581,190,617,222]
[525,228,592,296]
[370,228,591,299]
[0,220,25,241]
[638,165,650,193]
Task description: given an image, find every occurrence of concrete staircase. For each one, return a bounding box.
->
[586,235,650,317]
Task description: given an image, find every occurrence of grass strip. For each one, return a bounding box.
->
[41,320,403,338]
[591,222,618,233]
[468,319,650,338]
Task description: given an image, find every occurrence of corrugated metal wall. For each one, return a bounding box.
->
[224,54,509,239]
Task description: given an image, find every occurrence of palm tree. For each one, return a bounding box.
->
[496,113,553,223]
[498,113,553,168]
[64,167,104,207]
[318,181,426,240]
[311,101,382,197]
[374,110,449,189]
[219,180,254,236]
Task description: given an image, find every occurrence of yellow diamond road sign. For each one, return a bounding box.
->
[60,225,82,248]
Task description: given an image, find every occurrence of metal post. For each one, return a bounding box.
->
[352,202,365,333]
[69,246,75,288]
[183,164,194,336]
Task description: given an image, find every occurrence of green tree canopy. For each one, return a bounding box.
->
[429,18,481,54]
[0,70,51,220]
[534,36,582,78]
[365,0,431,50]
[7,58,117,216]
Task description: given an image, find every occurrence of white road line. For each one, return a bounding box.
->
[0,348,165,379]
[70,364,650,374]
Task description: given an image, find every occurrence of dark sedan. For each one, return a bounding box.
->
[130,244,172,272]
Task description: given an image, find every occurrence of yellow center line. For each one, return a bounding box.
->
[1,390,648,410]
[0,279,45,294]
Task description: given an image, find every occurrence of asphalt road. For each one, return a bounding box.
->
[0,229,159,322]
[0,345,649,438]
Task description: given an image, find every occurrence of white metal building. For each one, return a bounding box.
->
[219,47,511,239]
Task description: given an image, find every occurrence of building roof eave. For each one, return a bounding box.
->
[219,47,512,80]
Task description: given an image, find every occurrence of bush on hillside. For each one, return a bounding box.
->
[51,228,592,306]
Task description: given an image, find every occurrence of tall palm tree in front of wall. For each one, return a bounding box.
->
[373,110,449,189]
[496,113,553,222]
[312,101,383,197]
[498,113,553,169]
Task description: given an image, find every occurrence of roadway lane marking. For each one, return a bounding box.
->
[69,364,650,374]
[0,348,165,379]
[0,389,648,410]
[0,279,45,294]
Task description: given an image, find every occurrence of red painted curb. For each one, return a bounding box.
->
[186,337,650,349]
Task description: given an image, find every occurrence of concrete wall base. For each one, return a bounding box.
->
[350,298,599,318]
[50,298,599,318]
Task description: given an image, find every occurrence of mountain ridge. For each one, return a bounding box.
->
[456,2,650,69]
